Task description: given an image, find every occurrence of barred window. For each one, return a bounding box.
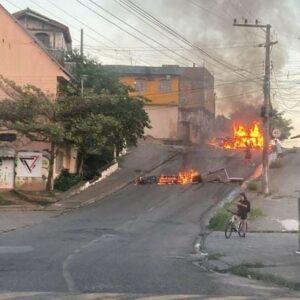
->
[135,79,147,93]
[159,79,171,93]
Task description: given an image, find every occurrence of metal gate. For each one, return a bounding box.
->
[0,158,14,189]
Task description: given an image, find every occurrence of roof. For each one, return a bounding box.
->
[105,65,182,76]
[105,65,213,80]
[0,5,71,79]
[13,8,72,43]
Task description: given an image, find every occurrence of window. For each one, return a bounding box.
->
[159,79,171,93]
[35,33,50,48]
[135,79,147,93]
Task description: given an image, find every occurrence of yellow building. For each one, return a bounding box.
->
[108,65,215,144]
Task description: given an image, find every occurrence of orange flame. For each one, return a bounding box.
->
[158,169,200,184]
[209,121,264,150]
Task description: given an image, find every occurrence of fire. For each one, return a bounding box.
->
[158,169,201,184]
[209,121,264,150]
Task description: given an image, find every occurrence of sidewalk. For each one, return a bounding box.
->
[205,149,300,290]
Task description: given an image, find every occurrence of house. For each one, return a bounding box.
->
[0,4,76,190]
[107,65,215,144]
[13,8,72,65]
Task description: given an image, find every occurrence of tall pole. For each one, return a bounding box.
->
[262,25,271,195]
[80,28,84,58]
[233,21,277,195]
[297,196,300,254]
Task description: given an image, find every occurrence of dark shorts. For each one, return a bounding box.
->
[238,212,248,220]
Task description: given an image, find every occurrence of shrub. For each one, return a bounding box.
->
[269,159,283,168]
[54,169,81,192]
[208,207,231,230]
[247,180,261,191]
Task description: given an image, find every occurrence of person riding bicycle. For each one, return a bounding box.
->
[236,192,251,236]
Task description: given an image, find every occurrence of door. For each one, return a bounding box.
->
[0,158,14,189]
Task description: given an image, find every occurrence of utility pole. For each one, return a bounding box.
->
[297,196,300,255]
[233,19,277,195]
[80,28,84,58]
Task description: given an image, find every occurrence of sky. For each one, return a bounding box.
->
[3,0,300,140]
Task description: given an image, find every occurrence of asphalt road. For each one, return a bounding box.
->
[0,146,296,298]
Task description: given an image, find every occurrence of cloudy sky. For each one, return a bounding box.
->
[3,0,300,138]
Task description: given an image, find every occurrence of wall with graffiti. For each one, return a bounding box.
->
[15,151,50,191]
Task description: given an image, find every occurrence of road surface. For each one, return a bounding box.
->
[0,145,296,298]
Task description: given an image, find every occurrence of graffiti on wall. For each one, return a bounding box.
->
[16,152,42,177]
[15,153,50,191]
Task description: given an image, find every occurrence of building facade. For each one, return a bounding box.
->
[108,65,215,144]
[13,8,72,65]
[0,5,76,190]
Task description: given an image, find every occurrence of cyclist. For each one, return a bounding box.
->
[236,192,251,237]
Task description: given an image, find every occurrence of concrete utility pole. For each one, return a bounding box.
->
[233,20,277,195]
[80,28,84,58]
[297,196,300,255]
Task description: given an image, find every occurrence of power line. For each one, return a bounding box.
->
[84,0,199,67]
[121,0,261,83]
[46,0,114,48]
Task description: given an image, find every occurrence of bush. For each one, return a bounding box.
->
[83,149,114,180]
[247,180,261,191]
[54,169,82,192]
[208,206,231,230]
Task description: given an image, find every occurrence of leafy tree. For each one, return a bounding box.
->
[63,51,151,164]
[270,109,293,140]
[0,52,151,190]
[64,50,127,95]
[0,76,65,191]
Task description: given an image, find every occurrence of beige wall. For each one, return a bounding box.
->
[0,6,75,189]
[0,6,68,97]
[144,105,178,140]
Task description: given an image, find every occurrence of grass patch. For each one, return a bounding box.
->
[248,207,264,220]
[0,196,12,206]
[269,159,283,168]
[207,252,223,260]
[208,203,263,231]
[230,263,300,290]
[208,203,231,231]
[247,179,261,191]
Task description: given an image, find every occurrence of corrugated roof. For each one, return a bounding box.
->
[105,65,182,76]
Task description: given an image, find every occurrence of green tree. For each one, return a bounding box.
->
[64,50,127,95]
[0,76,65,191]
[63,51,151,165]
[271,109,293,140]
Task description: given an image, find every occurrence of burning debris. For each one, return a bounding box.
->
[135,168,243,185]
[135,169,202,185]
[209,121,264,150]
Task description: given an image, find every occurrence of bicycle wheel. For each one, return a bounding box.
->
[238,221,248,237]
[224,221,233,239]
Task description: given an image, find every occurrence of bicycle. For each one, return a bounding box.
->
[224,209,247,239]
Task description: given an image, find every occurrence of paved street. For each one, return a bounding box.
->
[0,145,297,298]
